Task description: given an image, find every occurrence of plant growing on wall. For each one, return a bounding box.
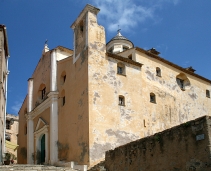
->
[32,150,41,164]
[20,147,27,159]
[57,141,69,161]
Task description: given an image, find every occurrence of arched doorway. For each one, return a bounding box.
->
[40,134,45,164]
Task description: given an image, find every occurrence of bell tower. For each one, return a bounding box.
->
[71,4,105,64]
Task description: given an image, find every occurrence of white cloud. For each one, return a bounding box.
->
[91,0,179,32]
[11,100,23,114]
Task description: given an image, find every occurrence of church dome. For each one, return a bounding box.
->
[106,30,134,54]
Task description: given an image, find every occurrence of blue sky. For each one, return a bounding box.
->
[1,0,211,114]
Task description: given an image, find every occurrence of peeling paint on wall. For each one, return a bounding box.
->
[106,129,139,145]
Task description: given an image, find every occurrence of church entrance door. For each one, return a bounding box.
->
[40,134,45,164]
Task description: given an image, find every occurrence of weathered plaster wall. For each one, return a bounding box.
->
[17,97,27,164]
[57,14,89,164]
[6,114,19,160]
[105,116,211,171]
[32,51,51,109]
[133,50,211,134]
[87,13,211,167]
[87,11,144,167]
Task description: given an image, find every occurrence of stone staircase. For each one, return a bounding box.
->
[0,164,76,171]
[88,161,106,171]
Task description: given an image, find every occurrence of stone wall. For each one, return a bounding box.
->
[105,115,211,171]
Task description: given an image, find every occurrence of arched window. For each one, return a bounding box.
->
[38,84,46,100]
[119,95,125,106]
[24,108,27,114]
[117,62,126,75]
[80,20,84,33]
[150,93,156,103]
[156,67,161,77]
[176,73,190,91]
[25,124,27,135]
[123,45,129,51]
[60,90,65,106]
[60,71,66,85]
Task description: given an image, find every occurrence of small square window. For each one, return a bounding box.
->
[117,63,126,75]
[206,90,210,98]
[150,93,156,103]
[128,54,132,60]
[119,96,125,106]
[117,66,123,74]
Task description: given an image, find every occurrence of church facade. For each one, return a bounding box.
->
[18,4,211,168]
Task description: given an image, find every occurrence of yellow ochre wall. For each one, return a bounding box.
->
[17,97,27,164]
[18,4,211,168]
[85,9,211,166]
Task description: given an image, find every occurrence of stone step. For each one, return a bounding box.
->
[0,164,76,171]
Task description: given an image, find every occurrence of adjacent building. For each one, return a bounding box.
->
[18,4,211,168]
[0,25,10,164]
[5,114,19,162]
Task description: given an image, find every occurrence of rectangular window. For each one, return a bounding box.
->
[206,90,210,98]
[117,66,123,74]
[6,120,10,130]
[119,96,125,106]
[150,93,156,103]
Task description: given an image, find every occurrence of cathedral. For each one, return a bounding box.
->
[18,4,211,169]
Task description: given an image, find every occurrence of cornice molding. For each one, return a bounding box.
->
[34,125,49,137]
[106,52,143,68]
[25,91,59,120]
[135,47,211,84]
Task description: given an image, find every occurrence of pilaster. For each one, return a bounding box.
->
[50,50,57,92]
[27,78,34,164]
[27,115,34,164]
[49,50,58,164]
